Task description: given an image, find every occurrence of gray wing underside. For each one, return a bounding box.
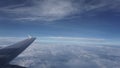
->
[0,37,36,65]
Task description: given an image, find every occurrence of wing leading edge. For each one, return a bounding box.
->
[0,37,36,66]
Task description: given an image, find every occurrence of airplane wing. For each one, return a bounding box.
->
[0,37,36,66]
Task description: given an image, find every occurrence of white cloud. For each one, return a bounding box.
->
[0,36,120,67]
[0,0,78,21]
[39,0,78,21]
[0,0,120,21]
[10,43,120,68]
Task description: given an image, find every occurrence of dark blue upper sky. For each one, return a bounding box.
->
[0,0,120,44]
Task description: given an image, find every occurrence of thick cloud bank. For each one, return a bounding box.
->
[0,37,120,68]
[10,43,120,68]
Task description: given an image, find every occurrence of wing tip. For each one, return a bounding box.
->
[28,35,32,39]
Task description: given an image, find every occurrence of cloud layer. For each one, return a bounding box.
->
[0,0,120,21]
[11,42,120,68]
[0,37,120,68]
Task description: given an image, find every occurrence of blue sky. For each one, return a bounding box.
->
[0,0,120,45]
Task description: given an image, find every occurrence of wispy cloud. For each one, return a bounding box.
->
[38,36,107,45]
[41,37,105,42]
[0,0,78,21]
[0,0,120,22]
[0,36,119,46]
